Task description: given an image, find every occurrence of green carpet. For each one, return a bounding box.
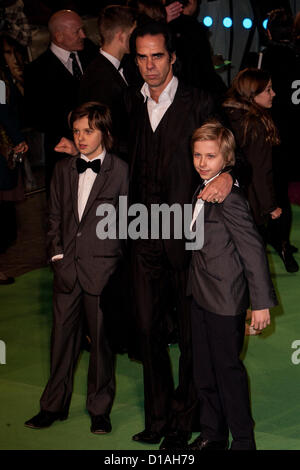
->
[1,205,300,450]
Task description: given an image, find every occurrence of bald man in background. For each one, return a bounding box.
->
[24,9,98,192]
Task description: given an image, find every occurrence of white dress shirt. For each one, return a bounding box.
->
[51,150,106,262]
[140,76,178,132]
[77,150,106,221]
[190,173,221,232]
[50,42,83,75]
[100,48,127,84]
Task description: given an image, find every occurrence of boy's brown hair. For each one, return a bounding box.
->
[98,5,136,46]
[191,120,236,167]
[69,101,113,152]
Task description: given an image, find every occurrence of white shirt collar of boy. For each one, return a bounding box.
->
[77,150,106,221]
[141,76,178,132]
[190,172,221,232]
[100,48,127,84]
[50,42,83,75]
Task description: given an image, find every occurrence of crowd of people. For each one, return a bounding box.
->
[1,0,299,451]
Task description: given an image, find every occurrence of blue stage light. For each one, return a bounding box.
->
[223,17,232,28]
[203,16,213,27]
[263,19,268,29]
[243,18,253,29]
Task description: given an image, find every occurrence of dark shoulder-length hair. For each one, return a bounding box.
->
[223,68,280,146]
[69,101,113,152]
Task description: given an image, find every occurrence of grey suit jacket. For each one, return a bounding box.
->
[47,153,129,295]
[187,185,277,316]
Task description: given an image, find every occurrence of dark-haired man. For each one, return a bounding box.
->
[126,21,233,450]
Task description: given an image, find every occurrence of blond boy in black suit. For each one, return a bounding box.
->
[187,120,277,451]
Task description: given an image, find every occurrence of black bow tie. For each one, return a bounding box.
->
[76,158,101,174]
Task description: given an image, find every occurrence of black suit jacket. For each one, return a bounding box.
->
[78,53,128,156]
[48,153,129,295]
[24,40,97,139]
[187,185,277,315]
[125,80,217,270]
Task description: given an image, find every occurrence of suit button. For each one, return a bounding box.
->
[77,232,82,237]
[75,256,80,261]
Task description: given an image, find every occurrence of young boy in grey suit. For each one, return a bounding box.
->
[187,120,277,450]
[25,102,128,434]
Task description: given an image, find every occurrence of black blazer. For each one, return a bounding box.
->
[24,40,97,138]
[78,53,128,156]
[125,80,217,270]
[187,185,277,315]
[48,153,129,295]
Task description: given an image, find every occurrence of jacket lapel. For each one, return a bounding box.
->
[70,158,80,225]
[101,54,128,88]
[160,83,195,169]
[47,49,75,81]
[129,90,147,180]
[192,181,205,207]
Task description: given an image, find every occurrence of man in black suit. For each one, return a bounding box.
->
[126,21,233,449]
[24,101,129,434]
[24,9,98,192]
[79,5,136,160]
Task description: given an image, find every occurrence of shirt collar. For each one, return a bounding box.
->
[140,76,178,103]
[203,171,222,186]
[80,149,106,164]
[100,48,120,70]
[50,42,78,64]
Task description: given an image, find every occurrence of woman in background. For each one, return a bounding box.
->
[223,68,298,275]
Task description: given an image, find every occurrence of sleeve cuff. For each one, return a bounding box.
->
[51,254,64,262]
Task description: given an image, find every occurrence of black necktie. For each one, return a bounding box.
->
[70,52,82,80]
[76,158,101,174]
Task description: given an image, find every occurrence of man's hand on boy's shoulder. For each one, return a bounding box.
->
[199,172,233,203]
[54,137,79,157]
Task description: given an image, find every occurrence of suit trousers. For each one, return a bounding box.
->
[40,280,115,417]
[132,239,198,434]
[191,299,255,449]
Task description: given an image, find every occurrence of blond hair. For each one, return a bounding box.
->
[191,120,236,167]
